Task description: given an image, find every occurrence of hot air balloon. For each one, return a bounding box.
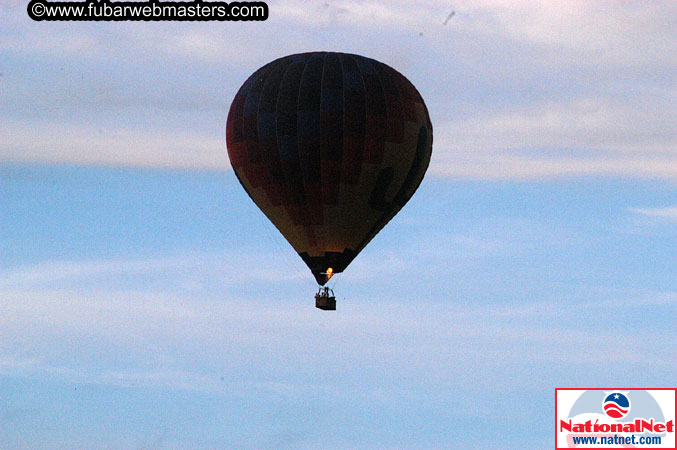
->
[226,52,432,308]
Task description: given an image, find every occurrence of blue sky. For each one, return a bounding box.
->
[1,1,676,449]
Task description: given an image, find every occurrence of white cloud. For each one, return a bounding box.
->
[0,257,198,287]
[442,96,676,154]
[1,120,228,169]
[431,150,677,180]
[430,93,677,179]
[468,0,676,66]
[628,206,677,221]
[0,252,308,290]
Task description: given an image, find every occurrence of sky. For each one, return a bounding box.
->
[1,1,676,449]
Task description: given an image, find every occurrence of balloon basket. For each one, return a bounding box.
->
[315,287,336,311]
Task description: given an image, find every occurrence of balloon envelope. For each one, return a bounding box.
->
[226,52,432,284]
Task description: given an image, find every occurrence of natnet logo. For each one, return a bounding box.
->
[556,389,676,449]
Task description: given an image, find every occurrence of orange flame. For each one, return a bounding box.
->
[326,267,334,280]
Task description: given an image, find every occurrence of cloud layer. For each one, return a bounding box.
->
[2,0,676,178]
